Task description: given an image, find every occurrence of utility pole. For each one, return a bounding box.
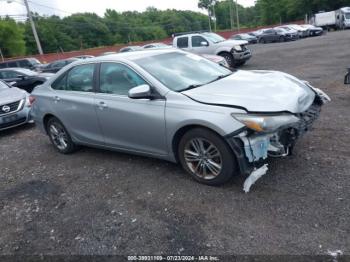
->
[235,0,240,32]
[23,0,43,55]
[0,48,4,62]
[229,0,234,30]
[212,4,217,32]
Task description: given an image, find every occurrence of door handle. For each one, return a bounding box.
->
[54,96,61,102]
[98,101,108,109]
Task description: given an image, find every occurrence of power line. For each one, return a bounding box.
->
[28,0,73,15]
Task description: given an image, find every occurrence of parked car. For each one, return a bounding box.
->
[230,33,258,44]
[274,28,299,41]
[200,54,229,68]
[100,52,118,56]
[0,80,33,131]
[0,58,42,71]
[0,68,53,93]
[74,55,95,59]
[142,43,170,49]
[173,32,251,67]
[300,24,324,36]
[287,24,309,38]
[257,28,287,43]
[31,49,330,186]
[248,29,266,37]
[119,46,143,53]
[41,58,79,73]
[275,26,300,38]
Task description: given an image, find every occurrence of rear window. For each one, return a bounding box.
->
[177,37,188,48]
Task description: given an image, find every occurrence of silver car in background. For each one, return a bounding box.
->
[0,80,33,131]
[31,50,330,186]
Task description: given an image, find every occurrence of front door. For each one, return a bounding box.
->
[94,62,167,156]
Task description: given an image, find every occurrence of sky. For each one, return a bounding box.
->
[0,0,256,19]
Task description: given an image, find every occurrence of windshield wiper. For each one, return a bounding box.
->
[206,73,233,84]
[180,73,232,92]
[180,84,204,92]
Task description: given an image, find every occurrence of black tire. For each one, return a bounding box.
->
[46,117,77,154]
[178,128,237,186]
[279,36,285,42]
[218,52,234,68]
[259,38,266,44]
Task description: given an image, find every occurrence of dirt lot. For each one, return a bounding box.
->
[0,31,349,257]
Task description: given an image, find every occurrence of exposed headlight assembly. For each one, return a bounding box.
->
[232,114,300,133]
[233,45,242,52]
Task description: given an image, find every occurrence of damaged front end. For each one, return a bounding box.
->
[226,87,330,183]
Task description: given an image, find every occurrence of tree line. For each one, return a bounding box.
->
[0,0,349,57]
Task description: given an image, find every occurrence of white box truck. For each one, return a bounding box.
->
[314,7,350,30]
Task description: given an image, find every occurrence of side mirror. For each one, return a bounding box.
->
[200,41,209,47]
[345,69,350,85]
[128,84,153,99]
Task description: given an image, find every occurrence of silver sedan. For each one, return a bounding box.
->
[31,49,329,186]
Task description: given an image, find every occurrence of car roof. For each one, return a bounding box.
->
[74,48,181,64]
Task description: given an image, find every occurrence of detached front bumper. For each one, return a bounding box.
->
[226,94,328,175]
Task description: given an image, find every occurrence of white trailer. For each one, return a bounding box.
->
[314,11,336,28]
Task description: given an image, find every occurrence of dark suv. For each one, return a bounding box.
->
[0,58,42,71]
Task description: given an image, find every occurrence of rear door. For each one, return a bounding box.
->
[94,62,167,156]
[176,36,190,52]
[50,63,104,145]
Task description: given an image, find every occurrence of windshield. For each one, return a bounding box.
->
[29,58,41,65]
[202,32,225,43]
[134,52,232,92]
[345,13,350,19]
[0,80,9,90]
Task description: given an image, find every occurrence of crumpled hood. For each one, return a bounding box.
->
[0,87,27,105]
[182,70,316,113]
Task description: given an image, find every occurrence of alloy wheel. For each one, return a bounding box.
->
[184,138,222,180]
[49,123,69,151]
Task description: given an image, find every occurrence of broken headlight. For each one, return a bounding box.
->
[233,45,242,52]
[232,113,300,133]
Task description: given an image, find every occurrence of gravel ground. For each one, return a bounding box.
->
[0,30,349,257]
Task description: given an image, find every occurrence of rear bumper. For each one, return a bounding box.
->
[0,107,31,131]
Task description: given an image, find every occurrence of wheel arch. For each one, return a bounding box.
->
[43,113,57,133]
[171,124,227,163]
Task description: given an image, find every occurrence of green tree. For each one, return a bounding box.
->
[0,18,26,57]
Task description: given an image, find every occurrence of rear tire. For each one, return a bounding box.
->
[178,128,237,186]
[46,117,77,154]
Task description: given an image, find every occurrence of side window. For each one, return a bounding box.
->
[99,63,147,96]
[52,61,66,68]
[0,63,6,69]
[192,36,208,47]
[18,60,30,67]
[7,61,18,67]
[177,37,189,48]
[66,64,95,92]
[51,74,67,90]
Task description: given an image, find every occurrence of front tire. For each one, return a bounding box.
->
[218,52,234,68]
[178,128,237,186]
[46,117,77,154]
